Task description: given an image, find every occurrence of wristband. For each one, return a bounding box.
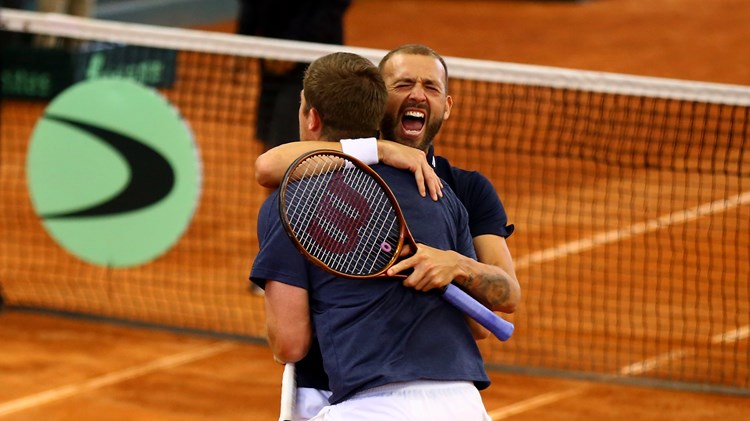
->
[340,138,379,166]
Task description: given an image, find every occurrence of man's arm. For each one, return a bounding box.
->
[387,241,520,314]
[254,139,443,200]
[469,234,520,314]
[255,141,333,188]
[264,280,312,363]
[388,237,519,341]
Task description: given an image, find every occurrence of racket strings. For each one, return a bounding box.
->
[285,159,329,239]
[311,163,397,275]
[286,157,343,260]
[340,168,400,274]
[284,154,401,276]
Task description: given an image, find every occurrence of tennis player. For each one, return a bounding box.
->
[253,44,520,419]
[255,44,521,419]
[251,51,492,420]
[255,44,519,312]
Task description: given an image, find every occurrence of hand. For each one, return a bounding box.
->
[263,59,297,75]
[378,140,443,201]
[386,243,463,292]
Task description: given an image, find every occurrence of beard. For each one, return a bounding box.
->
[380,109,445,152]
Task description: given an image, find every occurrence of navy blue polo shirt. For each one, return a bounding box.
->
[429,147,515,239]
[250,164,490,404]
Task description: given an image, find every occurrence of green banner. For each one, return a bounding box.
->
[27,78,201,268]
[2,43,177,99]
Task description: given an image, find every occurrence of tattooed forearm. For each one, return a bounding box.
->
[488,273,512,309]
[461,273,476,290]
[473,272,512,310]
[453,251,519,313]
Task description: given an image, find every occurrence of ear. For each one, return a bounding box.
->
[307,107,323,136]
[443,95,453,121]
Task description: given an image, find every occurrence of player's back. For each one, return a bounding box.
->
[373,164,474,255]
[309,164,489,404]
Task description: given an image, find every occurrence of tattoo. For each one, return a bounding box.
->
[456,269,513,310]
[474,273,511,309]
[463,273,476,290]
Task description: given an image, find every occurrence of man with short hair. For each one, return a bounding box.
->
[253,45,521,420]
[251,51,492,420]
[377,44,518,306]
[255,45,519,313]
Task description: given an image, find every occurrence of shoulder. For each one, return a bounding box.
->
[434,155,498,202]
[435,155,492,185]
[371,163,414,186]
[434,155,515,238]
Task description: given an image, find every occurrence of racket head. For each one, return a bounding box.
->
[278,149,409,278]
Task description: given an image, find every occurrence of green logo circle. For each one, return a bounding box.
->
[27,78,201,268]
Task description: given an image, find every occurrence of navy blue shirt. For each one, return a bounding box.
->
[430,148,515,239]
[251,164,490,404]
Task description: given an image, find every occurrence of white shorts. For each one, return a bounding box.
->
[294,387,332,421]
[308,381,491,421]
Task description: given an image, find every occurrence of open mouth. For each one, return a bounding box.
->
[401,109,426,137]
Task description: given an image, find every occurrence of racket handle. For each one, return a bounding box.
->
[442,284,514,341]
[279,362,296,421]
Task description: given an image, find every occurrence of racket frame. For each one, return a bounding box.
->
[278,149,411,280]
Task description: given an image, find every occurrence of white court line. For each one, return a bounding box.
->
[496,320,750,415]
[487,387,586,420]
[620,324,750,376]
[612,193,750,376]
[490,322,750,415]
[712,325,750,344]
[620,349,694,376]
[514,190,750,270]
[487,190,750,416]
[0,342,236,417]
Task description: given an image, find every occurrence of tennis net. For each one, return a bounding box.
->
[1,9,748,395]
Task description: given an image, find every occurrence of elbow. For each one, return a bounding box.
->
[266,321,311,364]
[254,153,276,188]
[274,345,308,364]
[502,283,522,314]
[269,335,310,363]
[491,278,521,314]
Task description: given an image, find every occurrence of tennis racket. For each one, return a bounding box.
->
[278,149,514,341]
[278,362,296,421]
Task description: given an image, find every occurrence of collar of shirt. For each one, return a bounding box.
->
[426,144,436,168]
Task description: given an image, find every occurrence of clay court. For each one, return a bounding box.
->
[2,0,750,419]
